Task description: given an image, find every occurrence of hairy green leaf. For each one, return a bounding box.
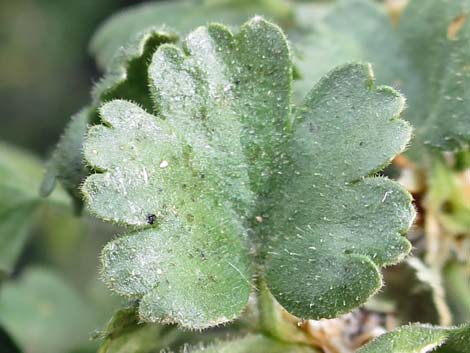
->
[292,0,417,103]
[42,30,176,208]
[92,29,178,112]
[399,0,470,150]
[189,334,317,353]
[358,323,470,353]
[295,0,470,152]
[96,307,237,353]
[40,109,90,211]
[86,16,292,328]
[435,324,470,353]
[96,308,169,353]
[83,19,413,328]
[264,63,413,319]
[90,0,293,70]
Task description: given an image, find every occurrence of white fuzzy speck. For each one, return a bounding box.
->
[382,190,393,202]
[142,167,149,184]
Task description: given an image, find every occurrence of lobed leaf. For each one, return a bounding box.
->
[292,0,417,103]
[90,0,293,70]
[264,63,414,319]
[188,334,318,353]
[42,30,177,208]
[399,0,470,150]
[40,109,90,211]
[295,0,470,152]
[87,17,293,328]
[92,29,178,112]
[96,307,238,353]
[96,308,168,353]
[83,18,414,328]
[148,19,291,200]
[86,100,252,328]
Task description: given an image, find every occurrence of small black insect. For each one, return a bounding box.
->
[147,214,157,225]
[196,248,207,261]
[308,122,317,133]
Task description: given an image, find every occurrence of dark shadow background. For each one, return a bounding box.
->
[0,0,389,157]
[0,0,147,157]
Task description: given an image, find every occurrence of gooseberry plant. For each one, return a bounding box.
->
[1,0,470,352]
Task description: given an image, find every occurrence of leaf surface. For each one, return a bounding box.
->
[292,0,417,103]
[92,29,178,112]
[358,323,470,353]
[87,17,294,328]
[264,63,414,319]
[87,100,253,327]
[96,308,169,353]
[42,30,176,207]
[399,0,470,150]
[40,109,90,211]
[83,19,414,328]
[295,0,470,152]
[90,0,293,70]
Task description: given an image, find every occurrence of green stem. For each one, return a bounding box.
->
[257,279,312,346]
[455,150,470,171]
[443,261,470,325]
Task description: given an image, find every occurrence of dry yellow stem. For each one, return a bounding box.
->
[447,14,467,40]
[385,0,409,24]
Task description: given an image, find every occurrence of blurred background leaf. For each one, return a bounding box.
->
[0,1,141,350]
[0,324,22,353]
[0,142,69,279]
[0,0,137,155]
[0,267,96,353]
